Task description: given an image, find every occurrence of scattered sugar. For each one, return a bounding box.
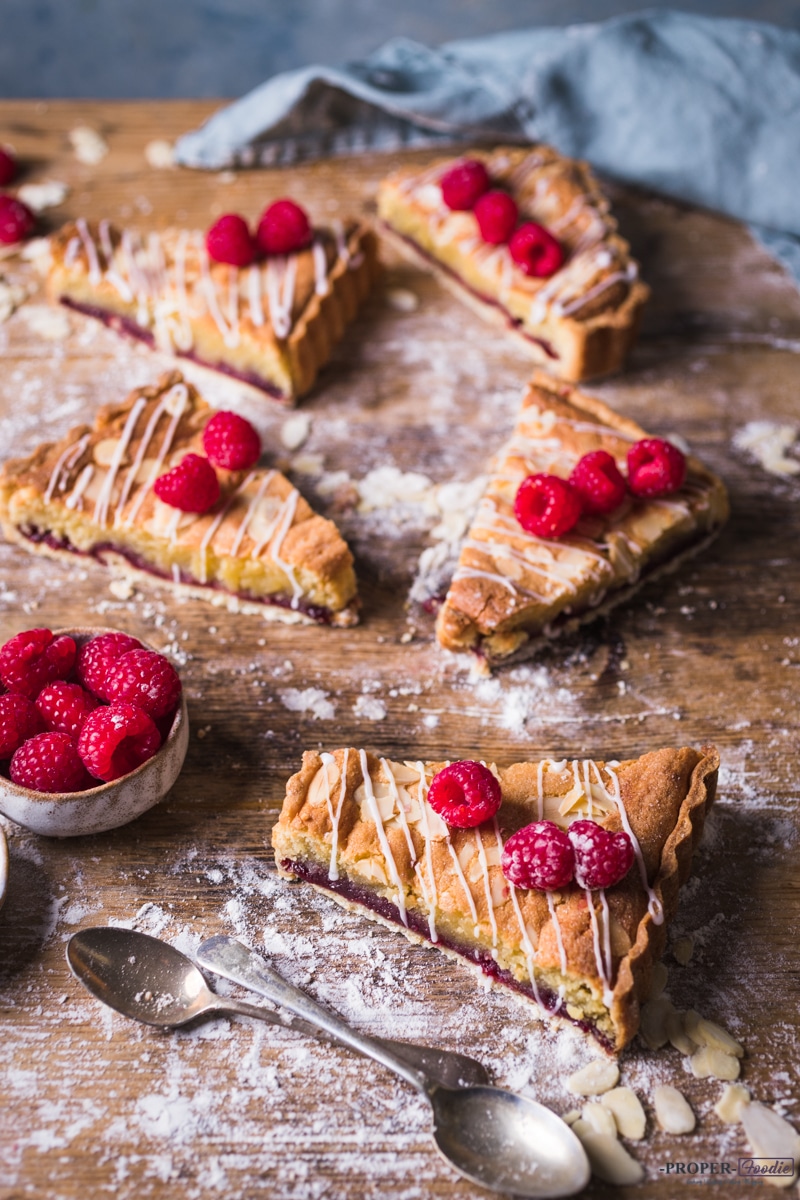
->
[20,304,71,341]
[353,695,387,721]
[16,180,69,212]
[278,687,336,721]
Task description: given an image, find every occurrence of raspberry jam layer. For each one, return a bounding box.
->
[379,223,558,360]
[59,298,288,401]
[280,855,614,1051]
[19,525,335,625]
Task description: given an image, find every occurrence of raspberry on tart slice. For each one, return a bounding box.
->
[378,145,650,382]
[0,372,360,627]
[427,761,502,828]
[202,410,261,471]
[0,195,35,245]
[436,373,729,667]
[273,744,720,1053]
[42,212,378,405]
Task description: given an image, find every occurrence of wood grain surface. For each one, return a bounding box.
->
[0,101,798,1200]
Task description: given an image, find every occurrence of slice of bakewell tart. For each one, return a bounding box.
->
[42,216,379,404]
[273,744,719,1052]
[436,373,729,667]
[377,145,650,381]
[0,371,358,625]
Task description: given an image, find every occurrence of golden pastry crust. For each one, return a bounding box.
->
[377,145,650,381]
[435,373,729,664]
[44,219,380,404]
[273,744,719,1052]
[0,370,358,624]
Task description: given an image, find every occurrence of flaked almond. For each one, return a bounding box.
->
[740,1102,800,1189]
[666,1009,695,1056]
[654,1085,695,1134]
[649,960,669,1000]
[690,1044,740,1082]
[574,1128,645,1186]
[562,1109,581,1126]
[307,759,340,807]
[582,1102,617,1138]
[683,1008,703,1043]
[609,917,631,957]
[94,437,128,467]
[639,995,674,1050]
[714,1082,751,1124]
[566,1059,620,1096]
[672,935,694,965]
[600,1087,646,1140]
[392,761,421,785]
[694,1016,744,1058]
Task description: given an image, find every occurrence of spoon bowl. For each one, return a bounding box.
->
[66,926,489,1089]
[431,1085,590,1197]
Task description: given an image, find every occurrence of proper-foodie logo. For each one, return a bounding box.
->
[660,1157,795,1181]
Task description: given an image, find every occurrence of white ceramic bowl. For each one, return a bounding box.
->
[0,628,189,838]
[0,824,8,909]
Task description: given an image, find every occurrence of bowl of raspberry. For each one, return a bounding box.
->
[0,627,189,837]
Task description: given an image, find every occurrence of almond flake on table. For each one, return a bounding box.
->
[281,413,311,451]
[69,125,108,165]
[599,1087,646,1140]
[714,1082,751,1124]
[740,1104,800,1189]
[566,1059,619,1096]
[573,1127,645,1186]
[654,1085,696,1134]
[16,180,69,212]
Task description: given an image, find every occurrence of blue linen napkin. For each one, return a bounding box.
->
[174,10,800,283]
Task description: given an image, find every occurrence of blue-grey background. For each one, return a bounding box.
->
[3,0,796,98]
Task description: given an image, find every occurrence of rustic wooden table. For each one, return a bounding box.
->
[0,102,798,1200]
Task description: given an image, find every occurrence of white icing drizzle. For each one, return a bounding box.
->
[247,264,264,327]
[230,471,275,558]
[599,761,664,924]
[312,239,329,295]
[197,471,257,583]
[547,891,569,980]
[599,888,614,987]
[358,750,407,927]
[379,759,418,866]
[447,839,480,936]
[492,817,542,1004]
[319,753,338,879]
[585,888,614,1008]
[266,255,297,339]
[450,564,520,597]
[44,434,91,502]
[582,759,595,819]
[535,759,547,820]
[473,828,498,950]
[64,464,94,510]
[121,383,189,528]
[64,237,80,268]
[415,762,439,942]
[199,239,240,348]
[92,397,147,528]
[98,219,134,302]
[75,218,102,285]
[166,508,181,544]
[116,391,172,521]
[268,489,302,607]
[327,748,349,881]
[171,562,181,583]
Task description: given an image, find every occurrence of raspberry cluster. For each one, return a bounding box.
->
[0,147,36,246]
[152,409,262,515]
[0,628,182,793]
[514,438,687,539]
[205,198,313,267]
[439,157,564,279]
[501,818,635,892]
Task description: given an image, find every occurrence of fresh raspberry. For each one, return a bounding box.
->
[153,453,220,513]
[76,632,143,700]
[473,190,518,244]
[568,819,635,890]
[427,760,502,829]
[0,148,17,187]
[627,438,686,498]
[202,410,261,470]
[104,649,182,721]
[0,693,45,759]
[514,474,583,539]
[10,731,89,793]
[501,821,575,891]
[256,199,312,256]
[206,213,258,267]
[36,681,99,738]
[0,628,77,699]
[439,159,490,211]
[509,222,564,277]
[78,702,161,782]
[569,450,627,516]
[0,195,35,245]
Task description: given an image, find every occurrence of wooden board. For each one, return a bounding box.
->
[0,101,798,1200]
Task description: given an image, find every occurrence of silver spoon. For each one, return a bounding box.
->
[197,935,591,1200]
[65,926,488,1090]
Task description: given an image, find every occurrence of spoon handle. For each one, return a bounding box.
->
[218,995,488,1089]
[197,935,431,1096]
